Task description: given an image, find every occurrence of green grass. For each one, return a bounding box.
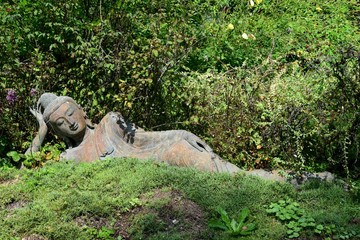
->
[0,158,359,239]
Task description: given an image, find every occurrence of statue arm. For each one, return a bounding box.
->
[181,130,213,153]
[25,108,48,154]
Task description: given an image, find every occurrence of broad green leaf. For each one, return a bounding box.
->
[287,229,294,234]
[208,219,227,230]
[289,232,300,238]
[216,207,231,227]
[238,208,250,225]
[230,219,238,231]
[7,151,22,162]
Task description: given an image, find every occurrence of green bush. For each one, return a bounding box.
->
[0,0,359,177]
[183,47,359,176]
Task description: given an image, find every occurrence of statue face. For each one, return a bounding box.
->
[48,102,87,139]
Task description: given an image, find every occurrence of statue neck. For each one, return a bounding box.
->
[70,127,91,148]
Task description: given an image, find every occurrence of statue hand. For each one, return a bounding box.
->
[26,107,48,155]
[29,107,45,125]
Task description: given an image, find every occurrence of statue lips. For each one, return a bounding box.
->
[70,122,79,131]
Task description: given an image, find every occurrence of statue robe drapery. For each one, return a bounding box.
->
[61,112,240,173]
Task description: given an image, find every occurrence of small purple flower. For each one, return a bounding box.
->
[6,89,17,104]
[30,88,37,96]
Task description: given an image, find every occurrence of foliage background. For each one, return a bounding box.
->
[0,0,359,177]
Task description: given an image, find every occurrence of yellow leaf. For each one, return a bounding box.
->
[227,23,234,30]
[127,102,132,109]
[152,49,159,57]
[242,33,249,39]
[45,152,52,160]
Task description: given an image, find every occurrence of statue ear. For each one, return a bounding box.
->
[82,110,95,129]
[85,118,95,129]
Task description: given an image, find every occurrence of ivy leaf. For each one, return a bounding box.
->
[7,151,22,162]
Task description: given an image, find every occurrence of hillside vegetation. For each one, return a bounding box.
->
[0,1,360,239]
[1,0,359,177]
[0,159,359,239]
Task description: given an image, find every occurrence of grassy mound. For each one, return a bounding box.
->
[0,159,359,239]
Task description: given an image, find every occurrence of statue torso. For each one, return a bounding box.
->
[60,112,240,173]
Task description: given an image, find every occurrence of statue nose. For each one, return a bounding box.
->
[65,117,75,125]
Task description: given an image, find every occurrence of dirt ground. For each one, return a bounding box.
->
[75,187,209,239]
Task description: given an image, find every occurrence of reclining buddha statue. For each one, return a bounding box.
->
[26,93,241,174]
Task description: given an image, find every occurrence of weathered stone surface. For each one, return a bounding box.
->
[245,169,335,187]
[26,93,336,185]
[26,93,240,173]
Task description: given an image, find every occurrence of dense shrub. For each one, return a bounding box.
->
[0,0,359,177]
[183,46,359,177]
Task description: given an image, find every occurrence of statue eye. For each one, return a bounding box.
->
[57,119,64,126]
[68,110,74,116]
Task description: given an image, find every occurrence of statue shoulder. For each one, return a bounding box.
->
[95,112,145,144]
[99,112,144,131]
[98,112,123,126]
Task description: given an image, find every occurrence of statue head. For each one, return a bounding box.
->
[37,93,94,147]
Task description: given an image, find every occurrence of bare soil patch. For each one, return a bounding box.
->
[74,215,111,229]
[75,188,208,239]
[0,177,20,187]
[118,188,208,239]
[350,218,360,225]
[21,234,47,240]
[6,200,27,211]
